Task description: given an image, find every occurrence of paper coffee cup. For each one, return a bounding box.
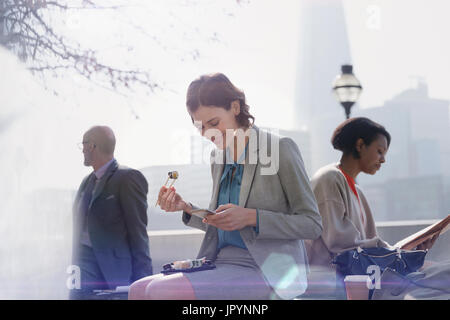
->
[344,275,371,300]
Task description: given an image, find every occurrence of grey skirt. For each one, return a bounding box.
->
[183,246,279,300]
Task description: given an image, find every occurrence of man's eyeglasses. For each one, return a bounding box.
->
[77,141,96,150]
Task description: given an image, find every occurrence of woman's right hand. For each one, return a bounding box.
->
[157,186,192,214]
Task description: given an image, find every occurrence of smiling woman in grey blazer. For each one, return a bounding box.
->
[128,73,322,300]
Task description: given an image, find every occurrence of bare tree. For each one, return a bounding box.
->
[0,0,247,95]
[0,0,163,95]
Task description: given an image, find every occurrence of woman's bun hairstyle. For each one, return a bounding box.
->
[331,117,391,158]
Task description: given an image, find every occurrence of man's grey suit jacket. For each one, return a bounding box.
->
[72,160,153,289]
[183,126,322,300]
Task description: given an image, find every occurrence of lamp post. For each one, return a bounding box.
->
[332,64,363,119]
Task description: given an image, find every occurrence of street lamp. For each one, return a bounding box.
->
[332,64,363,119]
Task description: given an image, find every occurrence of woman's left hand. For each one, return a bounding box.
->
[203,203,257,231]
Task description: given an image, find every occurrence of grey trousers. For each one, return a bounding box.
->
[69,244,108,300]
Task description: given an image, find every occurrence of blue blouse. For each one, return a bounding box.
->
[216,144,259,250]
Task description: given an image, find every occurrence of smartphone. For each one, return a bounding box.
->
[191,208,216,219]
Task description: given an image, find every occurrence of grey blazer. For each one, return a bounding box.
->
[182,126,322,300]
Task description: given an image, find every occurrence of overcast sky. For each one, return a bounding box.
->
[2,0,450,190]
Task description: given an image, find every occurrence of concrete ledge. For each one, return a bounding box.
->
[147,220,450,273]
[148,229,204,272]
[375,219,440,227]
[148,229,205,237]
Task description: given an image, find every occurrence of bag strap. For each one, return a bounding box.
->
[357,247,407,270]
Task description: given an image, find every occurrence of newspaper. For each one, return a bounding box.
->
[394,214,450,250]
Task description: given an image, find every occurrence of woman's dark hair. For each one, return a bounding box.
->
[186,73,255,128]
[331,117,391,158]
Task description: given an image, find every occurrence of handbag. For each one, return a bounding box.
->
[332,246,427,277]
[332,246,428,299]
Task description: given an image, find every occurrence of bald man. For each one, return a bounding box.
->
[71,126,153,299]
